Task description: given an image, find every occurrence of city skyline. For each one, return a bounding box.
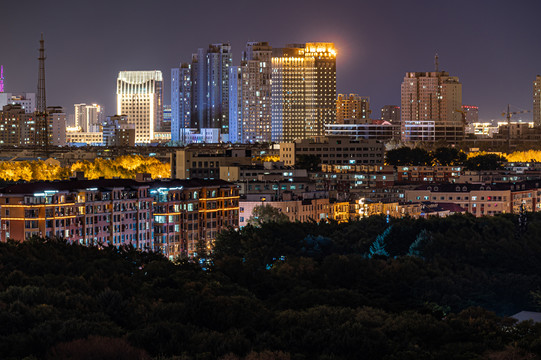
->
[1,0,540,123]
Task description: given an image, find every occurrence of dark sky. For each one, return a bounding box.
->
[1,0,540,122]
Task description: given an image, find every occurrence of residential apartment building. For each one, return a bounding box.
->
[401,71,463,143]
[117,71,163,144]
[191,44,232,135]
[404,182,541,217]
[171,145,269,179]
[150,179,239,258]
[171,63,192,143]
[239,197,330,226]
[0,92,36,114]
[102,115,135,147]
[381,105,400,124]
[336,94,370,123]
[0,178,239,259]
[0,104,34,145]
[0,179,154,249]
[279,136,385,167]
[74,103,104,132]
[229,42,272,143]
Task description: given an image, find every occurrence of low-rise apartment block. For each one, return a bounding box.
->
[280,136,385,167]
[0,178,239,259]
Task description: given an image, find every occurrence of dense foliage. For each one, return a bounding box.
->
[386,147,537,168]
[0,155,170,182]
[3,214,541,359]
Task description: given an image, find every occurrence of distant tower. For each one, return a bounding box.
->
[37,34,46,113]
[0,65,4,93]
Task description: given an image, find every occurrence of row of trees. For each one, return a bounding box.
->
[0,155,170,182]
[386,147,508,170]
[386,147,541,169]
[3,213,541,359]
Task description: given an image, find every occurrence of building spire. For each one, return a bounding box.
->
[434,52,439,73]
[37,33,46,113]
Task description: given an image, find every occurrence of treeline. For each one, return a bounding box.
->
[385,147,541,169]
[0,155,170,182]
[3,214,541,359]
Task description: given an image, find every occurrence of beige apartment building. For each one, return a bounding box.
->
[336,94,370,123]
[239,197,330,226]
[405,183,514,217]
[401,71,463,143]
[280,136,384,167]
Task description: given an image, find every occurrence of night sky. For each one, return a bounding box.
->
[1,0,540,122]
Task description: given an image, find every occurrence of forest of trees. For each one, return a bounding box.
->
[3,213,541,359]
[0,155,170,182]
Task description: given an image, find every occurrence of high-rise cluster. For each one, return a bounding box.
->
[170,41,336,144]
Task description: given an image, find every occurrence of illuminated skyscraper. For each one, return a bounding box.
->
[337,94,370,123]
[271,43,336,142]
[74,103,103,132]
[191,44,232,136]
[171,63,192,143]
[304,43,337,137]
[271,45,314,142]
[229,42,272,143]
[400,70,462,142]
[116,71,163,144]
[534,75,541,127]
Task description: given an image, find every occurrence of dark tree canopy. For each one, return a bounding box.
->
[247,204,290,226]
[464,154,505,170]
[433,147,467,166]
[386,147,433,166]
[3,214,541,359]
[296,154,321,171]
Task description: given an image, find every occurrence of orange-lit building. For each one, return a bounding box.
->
[0,178,239,259]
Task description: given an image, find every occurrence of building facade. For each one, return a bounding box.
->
[0,178,239,259]
[381,105,400,124]
[102,115,135,147]
[171,63,192,143]
[74,103,103,132]
[337,94,370,123]
[229,42,272,143]
[191,44,232,135]
[401,71,463,143]
[462,105,479,124]
[0,92,36,114]
[271,45,314,142]
[305,43,337,137]
[116,71,163,144]
[280,136,385,166]
[271,43,336,142]
[534,75,541,127]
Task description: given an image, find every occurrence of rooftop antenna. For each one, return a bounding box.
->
[434,52,439,72]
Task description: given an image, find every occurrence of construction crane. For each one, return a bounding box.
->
[501,105,532,149]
